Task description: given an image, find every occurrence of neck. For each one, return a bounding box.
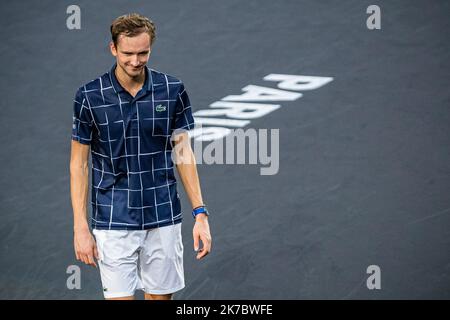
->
[114,65,146,91]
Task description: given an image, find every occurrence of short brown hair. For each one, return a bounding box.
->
[110,13,156,47]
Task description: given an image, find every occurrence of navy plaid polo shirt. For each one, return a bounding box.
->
[72,64,195,230]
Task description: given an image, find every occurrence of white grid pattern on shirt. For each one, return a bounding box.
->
[72,67,194,230]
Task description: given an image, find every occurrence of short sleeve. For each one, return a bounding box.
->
[72,88,93,145]
[173,82,195,132]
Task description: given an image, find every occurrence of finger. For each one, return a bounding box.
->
[86,249,97,267]
[201,234,212,252]
[74,244,80,260]
[204,241,212,255]
[82,254,91,266]
[197,236,211,260]
[197,248,209,260]
[196,245,207,259]
[93,245,99,260]
[203,233,212,247]
[80,254,88,265]
[87,255,97,268]
[85,256,94,267]
[193,233,200,252]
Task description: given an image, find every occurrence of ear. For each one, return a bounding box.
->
[109,41,117,57]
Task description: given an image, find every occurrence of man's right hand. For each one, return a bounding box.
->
[74,228,99,268]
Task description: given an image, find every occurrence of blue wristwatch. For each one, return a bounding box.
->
[192,206,209,219]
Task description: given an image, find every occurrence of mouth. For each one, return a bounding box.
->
[129,65,143,71]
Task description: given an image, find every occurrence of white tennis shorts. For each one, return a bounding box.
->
[93,223,185,299]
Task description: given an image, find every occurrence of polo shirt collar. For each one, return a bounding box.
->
[109,63,153,94]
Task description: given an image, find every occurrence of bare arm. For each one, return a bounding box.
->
[173,132,212,260]
[173,132,204,209]
[70,140,90,230]
[70,140,98,267]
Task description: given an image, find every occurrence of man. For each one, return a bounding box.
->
[70,13,211,300]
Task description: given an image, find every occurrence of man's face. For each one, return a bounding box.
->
[110,32,151,78]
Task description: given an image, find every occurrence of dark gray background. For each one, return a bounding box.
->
[0,0,449,299]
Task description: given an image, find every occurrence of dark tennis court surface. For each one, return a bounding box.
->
[0,0,449,299]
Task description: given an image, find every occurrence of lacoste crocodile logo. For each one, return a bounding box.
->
[155,104,166,112]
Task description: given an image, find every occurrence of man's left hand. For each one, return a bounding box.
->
[193,214,212,260]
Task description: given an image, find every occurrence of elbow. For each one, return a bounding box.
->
[174,149,196,167]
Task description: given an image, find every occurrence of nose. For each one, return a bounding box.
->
[130,55,140,66]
